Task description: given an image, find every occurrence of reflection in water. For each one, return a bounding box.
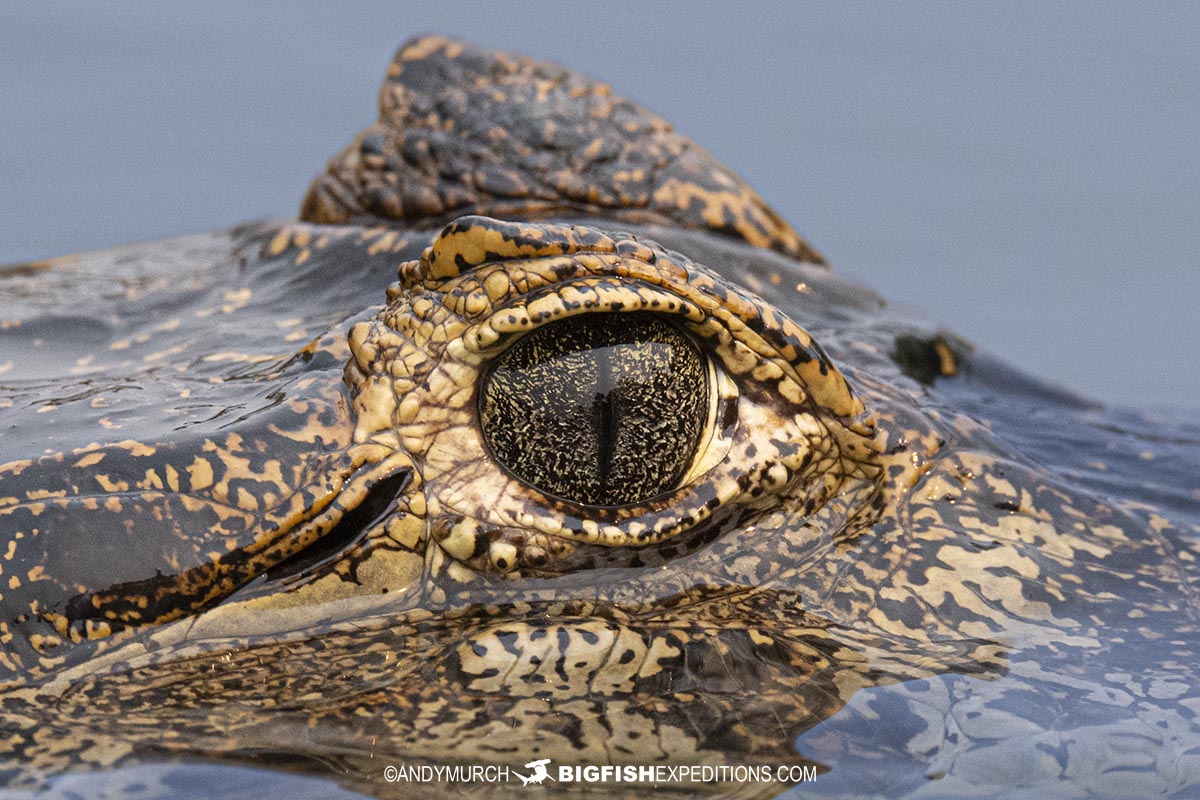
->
[793,669,1197,799]
[15,763,371,800]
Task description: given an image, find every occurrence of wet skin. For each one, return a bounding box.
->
[1,36,1198,800]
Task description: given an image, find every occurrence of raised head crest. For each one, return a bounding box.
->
[302,36,823,264]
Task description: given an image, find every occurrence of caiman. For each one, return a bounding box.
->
[1,36,1198,800]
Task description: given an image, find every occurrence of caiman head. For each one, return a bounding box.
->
[3,35,1195,798]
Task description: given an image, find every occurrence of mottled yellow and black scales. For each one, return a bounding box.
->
[0,34,1198,800]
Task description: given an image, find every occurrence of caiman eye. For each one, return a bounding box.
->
[348,216,877,574]
[479,313,709,507]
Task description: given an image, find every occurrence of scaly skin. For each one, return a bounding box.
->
[1,36,1198,800]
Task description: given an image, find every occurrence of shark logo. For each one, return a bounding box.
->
[516,758,553,786]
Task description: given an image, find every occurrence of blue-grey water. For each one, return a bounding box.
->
[0,2,1196,410]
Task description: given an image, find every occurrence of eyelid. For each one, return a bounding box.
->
[408,218,864,424]
[458,275,707,353]
[355,216,880,573]
[443,290,847,543]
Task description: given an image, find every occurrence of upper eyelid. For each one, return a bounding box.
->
[397,217,863,422]
[457,276,708,352]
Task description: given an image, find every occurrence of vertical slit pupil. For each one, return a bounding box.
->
[480,312,708,507]
[594,390,614,492]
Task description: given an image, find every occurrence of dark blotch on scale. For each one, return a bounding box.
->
[480,313,708,506]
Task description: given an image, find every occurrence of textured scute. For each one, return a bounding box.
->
[301,36,823,263]
[1,34,1199,800]
[0,223,428,682]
